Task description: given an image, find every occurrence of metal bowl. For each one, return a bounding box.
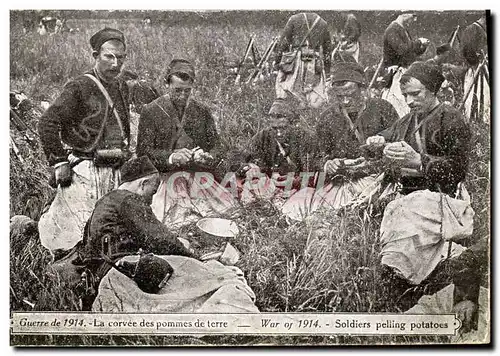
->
[196,218,239,239]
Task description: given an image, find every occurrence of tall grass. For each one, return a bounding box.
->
[10,10,489,346]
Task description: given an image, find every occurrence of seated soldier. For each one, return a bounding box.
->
[137,59,238,229]
[56,156,196,309]
[82,156,195,263]
[365,61,473,308]
[74,156,259,313]
[282,62,399,220]
[236,98,321,208]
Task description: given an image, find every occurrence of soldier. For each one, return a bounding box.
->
[285,62,399,218]
[366,62,472,307]
[82,156,195,263]
[380,12,430,117]
[461,14,489,123]
[275,12,333,109]
[137,59,238,228]
[235,98,320,212]
[335,13,362,63]
[38,28,131,254]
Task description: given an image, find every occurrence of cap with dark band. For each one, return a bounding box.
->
[401,61,445,94]
[268,98,298,118]
[90,27,126,51]
[330,62,366,86]
[165,59,195,82]
[120,156,158,184]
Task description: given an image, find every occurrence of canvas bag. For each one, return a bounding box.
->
[279,14,321,74]
[380,189,474,285]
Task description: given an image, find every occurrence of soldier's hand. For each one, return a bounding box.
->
[418,37,430,46]
[324,158,344,175]
[383,141,421,169]
[243,163,261,179]
[366,135,386,146]
[55,162,72,187]
[192,148,213,164]
[170,148,192,166]
[343,157,367,172]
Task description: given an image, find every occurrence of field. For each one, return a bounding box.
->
[9,10,489,346]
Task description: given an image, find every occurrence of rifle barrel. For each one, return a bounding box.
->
[247,37,278,84]
[459,58,488,111]
[235,35,255,84]
[368,57,384,91]
[10,108,39,138]
[449,25,460,47]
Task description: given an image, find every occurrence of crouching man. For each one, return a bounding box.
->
[71,156,259,313]
[73,156,195,309]
[82,156,195,262]
[365,61,474,309]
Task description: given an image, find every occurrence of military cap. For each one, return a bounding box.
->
[402,61,445,94]
[120,156,158,184]
[165,59,195,82]
[90,27,126,51]
[331,62,366,86]
[268,98,299,118]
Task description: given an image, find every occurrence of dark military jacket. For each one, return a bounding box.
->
[38,69,130,166]
[379,103,471,195]
[383,21,427,68]
[317,98,399,161]
[136,95,219,173]
[84,189,194,260]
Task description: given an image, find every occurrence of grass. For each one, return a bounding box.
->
[9,10,489,346]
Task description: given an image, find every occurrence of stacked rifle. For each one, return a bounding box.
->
[459,54,489,112]
[234,35,279,85]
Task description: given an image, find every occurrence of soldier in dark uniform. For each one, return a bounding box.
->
[76,156,195,310]
[137,59,238,228]
[334,13,361,63]
[460,14,489,123]
[83,156,195,261]
[320,62,399,172]
[38,28,131,253]
[245,98,320,179]
[236,98,321,208]
[381,12,430,117]
[309,62,399,212]
[369,61,471,196]
[275,12,333,108]
[366,62,473,310]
